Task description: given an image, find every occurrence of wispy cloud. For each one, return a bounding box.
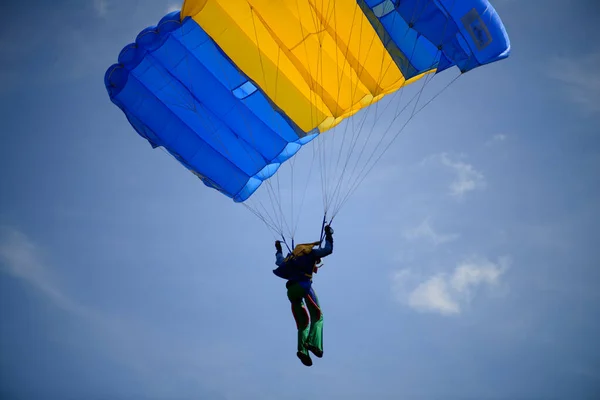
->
[0,3,116,94]
[0,226,86,315]
[418,153,486,199]
[167,4,180,13]
[0,226,145,365]
[548,51,600,114]
[0,225,244,391]
[403,218,459,245]
[392,256,510,315]
[570,364,600,380]
[485,133,507,146]
[439,153,486,198]
[93,0,108,17]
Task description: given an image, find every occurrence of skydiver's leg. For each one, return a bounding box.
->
[286,282,312,366]
[305,287,323,358]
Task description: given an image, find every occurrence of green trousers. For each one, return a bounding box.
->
[286,282,323,357]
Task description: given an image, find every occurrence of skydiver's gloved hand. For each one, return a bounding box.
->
[324,225,334,242]
[275,240,282,253]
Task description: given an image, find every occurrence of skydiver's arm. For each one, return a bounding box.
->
[312,235,333,258]
[275,240,285,267]
[273,250,291,279]
[275,251,285,267]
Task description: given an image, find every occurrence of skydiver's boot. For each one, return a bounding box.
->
[306,344,323,358]
[296,351,313,366]
[305,288,324,358]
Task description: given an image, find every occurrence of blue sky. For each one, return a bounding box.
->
[1,1,599,399]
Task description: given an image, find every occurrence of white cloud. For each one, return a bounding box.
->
[403,218,459,245]
[439,153,486,198]
[548,51,600,114]
[408,274,460,315]
[392,256,510,316]
[450,258,506,293]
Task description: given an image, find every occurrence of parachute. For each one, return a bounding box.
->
[105,0,510,241]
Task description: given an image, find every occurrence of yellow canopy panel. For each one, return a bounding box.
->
[181,0,428,133]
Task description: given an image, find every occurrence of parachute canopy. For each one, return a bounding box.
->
[105,0,510,202]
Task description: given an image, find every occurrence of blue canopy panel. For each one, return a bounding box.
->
[104,11,317,202]
[359,0,510,78]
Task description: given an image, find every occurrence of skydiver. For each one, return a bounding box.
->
[272,225,334,367]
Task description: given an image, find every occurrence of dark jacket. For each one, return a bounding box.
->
[272,237,333,286]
